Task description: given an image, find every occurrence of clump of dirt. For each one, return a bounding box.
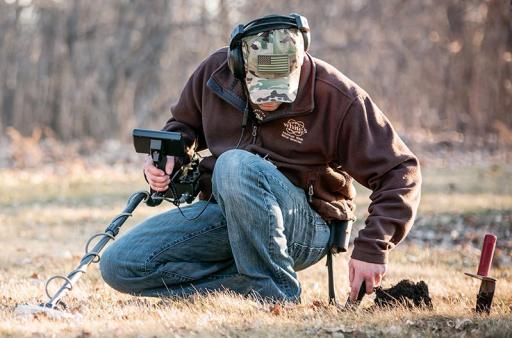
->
[374,279,433,309]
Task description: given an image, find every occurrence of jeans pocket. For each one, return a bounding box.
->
[312,211,329,229]
[290,242,326,271]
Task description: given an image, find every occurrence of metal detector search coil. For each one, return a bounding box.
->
[15,191,149,317]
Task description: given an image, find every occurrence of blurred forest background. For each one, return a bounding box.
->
[0,0,511,159]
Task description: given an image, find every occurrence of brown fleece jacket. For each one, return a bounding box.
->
[163,48,422,264]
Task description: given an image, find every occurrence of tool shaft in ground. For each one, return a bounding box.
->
[477,233,497,277]
[476,279,496,314]
[344,281,366,310]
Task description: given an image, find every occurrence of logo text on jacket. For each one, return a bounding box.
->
[282,119,308,144]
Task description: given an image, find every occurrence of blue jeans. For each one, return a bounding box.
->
[100,149,330,302]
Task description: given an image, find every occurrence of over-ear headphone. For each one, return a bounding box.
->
[228,13,310,80]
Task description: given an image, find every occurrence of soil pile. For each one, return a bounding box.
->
[374,279,433,309]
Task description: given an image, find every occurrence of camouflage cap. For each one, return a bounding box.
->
[242,28,305,104]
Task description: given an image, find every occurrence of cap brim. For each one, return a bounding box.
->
[245,66,301,104]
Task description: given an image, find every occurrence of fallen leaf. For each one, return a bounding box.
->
[30,272,39,279]
[77,330,92,338]
[270,303,282,315]
[311,300,327,309]
[70,305,82,314]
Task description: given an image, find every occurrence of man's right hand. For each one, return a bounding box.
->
[143,155,175,192]
[348,258,387,301]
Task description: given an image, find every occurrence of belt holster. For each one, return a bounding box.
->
[326,220,353,304]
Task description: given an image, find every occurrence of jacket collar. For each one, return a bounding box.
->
[207,52,316,118]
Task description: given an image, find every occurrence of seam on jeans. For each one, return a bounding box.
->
[291,243,326,271]
[258,169,294,296]
[265,167,316,225]
[205,273,240,281]
[311,211,329,229]
[266,167,295,194]
[250,153,303,208]
[143,221,226,274]
[292,241,327,251]
[161,270,195,283]
[265,167,318,243]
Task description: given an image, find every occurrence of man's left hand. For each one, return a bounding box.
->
[348,258,387,301]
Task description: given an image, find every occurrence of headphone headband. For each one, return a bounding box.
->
[230,14,310,50]
[243,14,308,37]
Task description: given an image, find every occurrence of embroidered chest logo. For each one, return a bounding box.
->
[282,119,308,144]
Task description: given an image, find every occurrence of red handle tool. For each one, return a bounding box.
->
[477,234,497,277]
[465,233,498,314]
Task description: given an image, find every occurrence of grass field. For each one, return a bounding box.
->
[1,159,511,337]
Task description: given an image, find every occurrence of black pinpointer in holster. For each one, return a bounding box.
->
[326,220,356,305]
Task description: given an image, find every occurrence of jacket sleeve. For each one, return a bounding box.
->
[337,94,422,264]
[162,58,210,155]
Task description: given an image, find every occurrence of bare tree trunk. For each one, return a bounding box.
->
[2,2,21,129]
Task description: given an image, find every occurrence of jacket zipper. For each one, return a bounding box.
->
[251,124,258,144]
[308,184,314,203]
[306,171,319,203]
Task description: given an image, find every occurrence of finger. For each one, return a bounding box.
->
[374,273,383,287]
[165,156,175,175]
[349,261,355,284]
[350,275,364,302]
[144,159,166,175]
[146,167,165,178]
[148,177,170,189]
[147,173,170,184]
[146,165,165,177]
[151,185,169,192]
[364,276,374,294]
[146,178,169,189]
[149,180,169,191]
[146,174,169,187]
[143,157,159,172]
[149,180,169,190]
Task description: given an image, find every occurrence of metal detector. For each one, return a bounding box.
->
[15,129,198,318]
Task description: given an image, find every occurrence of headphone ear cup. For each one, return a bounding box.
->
[228,44,245,80]
[302,31,310,51]
[228,23,246,80]
[288,13,310,51]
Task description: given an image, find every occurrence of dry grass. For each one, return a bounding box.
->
[1,162,511,337]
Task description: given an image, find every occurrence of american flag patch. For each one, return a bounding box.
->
[257,54,290,73]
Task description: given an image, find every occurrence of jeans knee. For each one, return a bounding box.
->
[213,149,255,195]
[215,149,252,174]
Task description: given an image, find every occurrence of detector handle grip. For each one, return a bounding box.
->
[146,148,168,207]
